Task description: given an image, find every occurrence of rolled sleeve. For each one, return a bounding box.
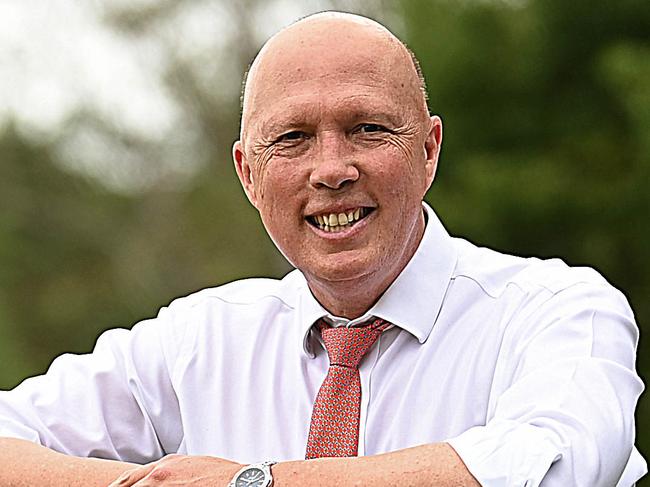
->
[0,305,185,463]
[448,281,646,486]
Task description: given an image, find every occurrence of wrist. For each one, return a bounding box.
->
[228,460,276,487]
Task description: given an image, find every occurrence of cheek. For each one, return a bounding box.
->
[370,146,426,195]
[386,133,420,170]
[257,163,306,220]
[390,149,429,197]
[251,149,276,199]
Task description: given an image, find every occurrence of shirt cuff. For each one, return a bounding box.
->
[447,420,562,486]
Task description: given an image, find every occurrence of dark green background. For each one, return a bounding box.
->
[1,0,648,481]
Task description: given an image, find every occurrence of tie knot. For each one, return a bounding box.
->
[318,318,390,368]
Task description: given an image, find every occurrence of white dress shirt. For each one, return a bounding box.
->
[0,203,645,486]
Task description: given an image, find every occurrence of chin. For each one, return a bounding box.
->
[301,253,377,284]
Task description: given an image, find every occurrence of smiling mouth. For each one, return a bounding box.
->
[307,207,374,233]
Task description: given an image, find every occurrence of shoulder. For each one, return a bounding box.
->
[449,238,638,370]
[451,237,616,300]
[130,271,306,362]
[164,270,303,314]
[448,237,638,353]
[173,278,292,308]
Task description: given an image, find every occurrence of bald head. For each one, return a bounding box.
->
[231,12,443,308]
[239,12,429,140]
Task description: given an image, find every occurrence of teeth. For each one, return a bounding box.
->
[311,207,369,232]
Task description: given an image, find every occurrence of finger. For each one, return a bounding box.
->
[107,463,157,487]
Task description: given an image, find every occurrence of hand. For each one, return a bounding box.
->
[108,454,243,486]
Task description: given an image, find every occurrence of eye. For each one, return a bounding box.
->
[356,124,388,134]
[276,131,307,143]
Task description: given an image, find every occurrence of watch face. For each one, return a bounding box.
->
[235,467,267,487]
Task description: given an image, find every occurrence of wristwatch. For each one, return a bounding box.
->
[228,461,276,487]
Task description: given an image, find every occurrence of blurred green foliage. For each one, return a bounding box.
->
[0,0,648,479]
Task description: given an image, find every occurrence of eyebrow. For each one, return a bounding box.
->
[258,113,314,138]
[257,99,405,137]
[335,107,403,127]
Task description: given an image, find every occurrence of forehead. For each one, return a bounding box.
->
[257,87,406,138]
[254,17,402,79]
[243,19,422,136]
[250,68,410,140]
[256,37,401,95]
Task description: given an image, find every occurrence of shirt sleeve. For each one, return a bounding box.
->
[0,304,185,464]
[447,280,646,486]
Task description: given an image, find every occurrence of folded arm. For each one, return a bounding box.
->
[0,437,476,487]
[0,437,134,487]
[108,441,478,486]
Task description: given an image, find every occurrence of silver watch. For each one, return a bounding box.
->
[228,461,276,487]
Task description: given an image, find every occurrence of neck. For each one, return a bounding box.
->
[308,273,391,319]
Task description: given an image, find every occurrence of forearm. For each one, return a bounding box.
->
[0,437,135,487]
[275,442,480,486]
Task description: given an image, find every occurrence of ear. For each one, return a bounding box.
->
[233,140,259,208]
[423,115,443,191]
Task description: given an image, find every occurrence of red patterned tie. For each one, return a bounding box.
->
[305,318,390,459]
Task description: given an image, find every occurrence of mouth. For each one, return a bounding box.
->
[307,207,374,233]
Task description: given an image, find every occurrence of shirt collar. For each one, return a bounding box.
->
[285,202,458,356]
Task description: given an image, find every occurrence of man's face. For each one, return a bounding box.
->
[235,19,441,302]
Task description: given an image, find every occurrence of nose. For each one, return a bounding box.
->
[309,137,360,190]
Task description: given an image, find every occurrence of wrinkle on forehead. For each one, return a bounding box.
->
[240,13,428,144]
[254,90,411,144]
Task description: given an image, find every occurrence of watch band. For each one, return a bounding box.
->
[227,461,276,487]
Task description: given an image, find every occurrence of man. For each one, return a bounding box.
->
[0,11,645,486]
